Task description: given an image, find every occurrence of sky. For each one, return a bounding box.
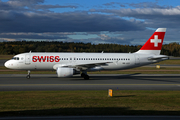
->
[0,0,180,45]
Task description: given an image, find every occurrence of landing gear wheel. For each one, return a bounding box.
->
[26,75,30,79]
[81,73,86,77]
[26,70,31,79]
[84,75,89,80]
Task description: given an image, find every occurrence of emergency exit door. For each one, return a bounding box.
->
[25,55,31,65]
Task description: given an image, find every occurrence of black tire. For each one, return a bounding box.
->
[81,73,85,77]
[84,75,89,80]
[26,75,30,79]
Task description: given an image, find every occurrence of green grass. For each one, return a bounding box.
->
[0,90,180,116]
[0,55,13,60]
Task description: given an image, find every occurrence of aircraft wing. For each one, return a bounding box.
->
[53,62,112,70]
[73,62,112,69]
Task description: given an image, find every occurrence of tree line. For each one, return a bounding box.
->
[0,41,179,56]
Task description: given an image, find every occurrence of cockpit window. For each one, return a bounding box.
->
[12,57,19,60]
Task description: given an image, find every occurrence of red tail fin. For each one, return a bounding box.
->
[136,28,166,55]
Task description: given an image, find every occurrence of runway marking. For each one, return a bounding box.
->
[0,84,180,86]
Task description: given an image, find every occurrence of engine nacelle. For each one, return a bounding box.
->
[56,67,74,77]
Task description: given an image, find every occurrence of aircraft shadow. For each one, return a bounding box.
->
[1,106,180,117]
[70,74,180,83]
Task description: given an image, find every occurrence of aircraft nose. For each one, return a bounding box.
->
[4,61,10,68]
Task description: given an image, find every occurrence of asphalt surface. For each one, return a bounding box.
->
[0,74,180,91]
[1,116,180,120]
[0,60,6,66]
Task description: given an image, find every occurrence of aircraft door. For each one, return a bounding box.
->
[25,55,31,65]
[135,55,140,65]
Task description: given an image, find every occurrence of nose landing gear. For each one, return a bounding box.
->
[26,70,30,79]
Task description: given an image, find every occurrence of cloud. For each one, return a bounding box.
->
[128,2,171,9]
[91,4,180,31]
[0,32,68,40]
[0,0,78,12]
[103,2,126,8]
[0,11,145,33]
[0,1,179,45]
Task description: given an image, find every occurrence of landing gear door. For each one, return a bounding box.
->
[25,55,31,65]
[135,55,140,65]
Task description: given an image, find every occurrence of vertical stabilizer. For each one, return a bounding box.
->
[136,28,166,55]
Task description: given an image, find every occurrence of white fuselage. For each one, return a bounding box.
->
[4,52,164,71]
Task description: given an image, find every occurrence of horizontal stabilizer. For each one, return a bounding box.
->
[148,55,169,60]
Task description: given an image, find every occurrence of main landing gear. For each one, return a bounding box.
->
[26,70,30,79]
[81,72,89,80]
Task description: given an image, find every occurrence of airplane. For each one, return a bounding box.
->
[4,28,168,80]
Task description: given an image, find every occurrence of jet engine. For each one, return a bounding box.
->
[56,67,74,77]
[56,67,80,77]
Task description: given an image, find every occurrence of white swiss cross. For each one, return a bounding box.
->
[150,35,162,47]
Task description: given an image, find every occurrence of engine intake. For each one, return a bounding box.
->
[56,67,74,77]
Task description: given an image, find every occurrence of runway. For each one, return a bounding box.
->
[0,74,180,91]
[0,60,6,66]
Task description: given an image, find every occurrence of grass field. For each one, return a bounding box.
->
[0,55,13,60]
[0,90,180,116]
